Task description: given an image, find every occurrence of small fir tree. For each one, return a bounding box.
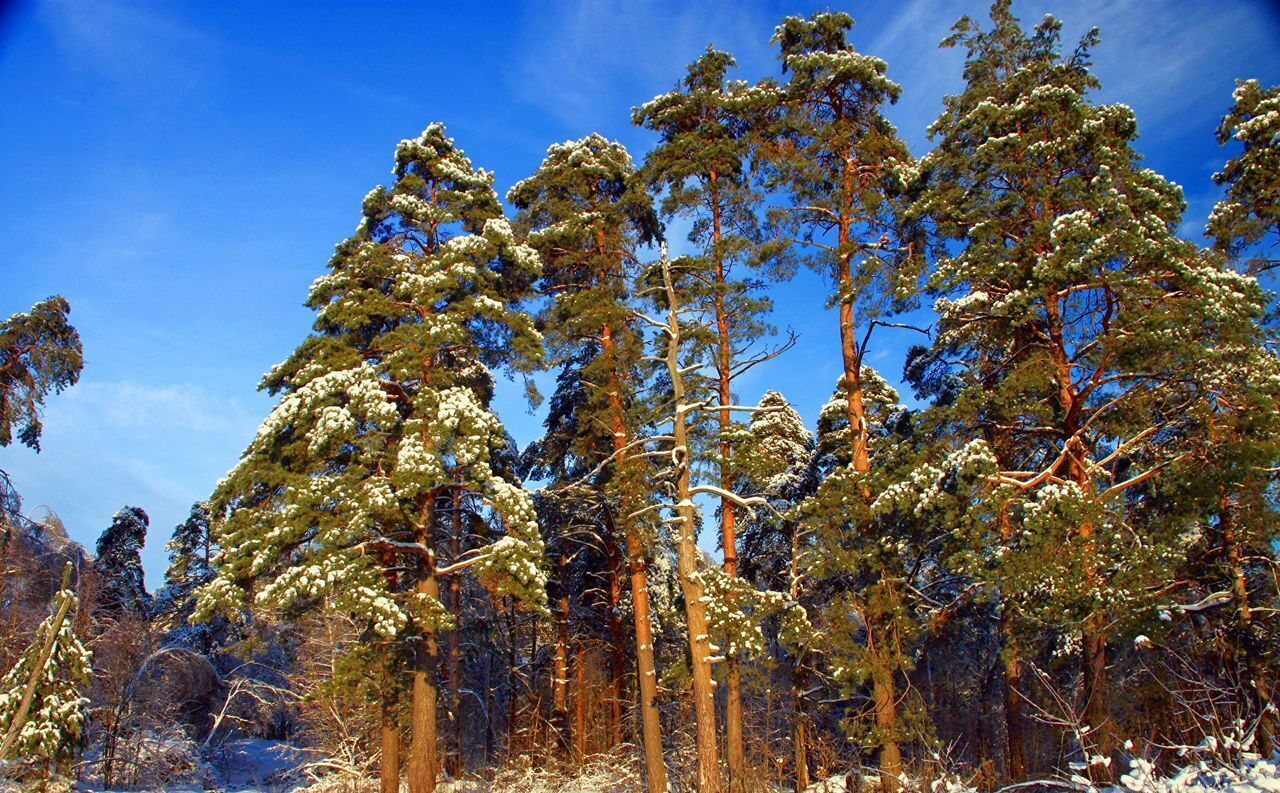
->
[154,502,221,649]
[733,390,818,790]
[0,564,92,784]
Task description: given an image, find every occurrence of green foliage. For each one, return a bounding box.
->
[914,0,1273,641]
[0,296,83,452]
[94,506,150,618]
[762,12,923,315]
[634,47,780,371]
[163,501,214,594]
[509,135,659,534]
[0,566,92,780]
[198,124,547,644]
[730,390,814,591]
[1209,79,1280,278]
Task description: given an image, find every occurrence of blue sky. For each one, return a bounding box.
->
[2,0,1278,587]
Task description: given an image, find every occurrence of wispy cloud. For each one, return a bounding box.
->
[0,379,263,583]
[38,0,222,103]
[506,0,775,133]
[47,380,257,435]
[1055,0,1275,127]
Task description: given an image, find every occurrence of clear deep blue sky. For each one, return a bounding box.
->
[2,0,1278,587]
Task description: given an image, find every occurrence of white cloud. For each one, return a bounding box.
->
[1055,0,1271,125]
[47,380,256,435]
[506,0,775,131]
[0,379,264,585]
[38,0,221,102]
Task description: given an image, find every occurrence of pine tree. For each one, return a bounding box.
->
[1172,343,1280,752]
[649,250,723,793]
[198,124,546,793]
[1204,78,1280,751]
[763,11,922,477]
[0,564,92,784]
[520,355,634,762]
[915,1,1271,778]
[906,340,1032,780]
[154,502,219,649]
[1209,80,1280,279]
[634,50,784,788]
[94,507,150,618]
[0,297,83,452]
[795,371,950,786]
[163,502,214,595]
[508,134,670,793]
[733,390,817,790]
[757,14,924,789]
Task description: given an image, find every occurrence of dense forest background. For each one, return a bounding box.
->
[2,2,1279,792]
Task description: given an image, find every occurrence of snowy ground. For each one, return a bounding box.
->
[73,738,311,793]
[58,741,1280,793]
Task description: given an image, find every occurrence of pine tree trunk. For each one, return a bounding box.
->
[409,512,441,793]
[664,258,722,793]
[678,522,723,793]
[726,662,746,790]
[709,171,748,793]
[601,309,668,793]
[628,533,669,793]
[445,491,463,778]
[793,657,811,792]
[790,524,812,793]
[553,555,572,759]
[603,519,629,750]
[1046,298,1114,784]
[1000,610,1027,783]
[836,243,871,476]
[1080,610,1113,783]
[870,632,903,793]
[382,661,402,793]
[573,641,589,763]
[836,239,902,792]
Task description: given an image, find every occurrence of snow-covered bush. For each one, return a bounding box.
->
[1116,754,1280,793]
[81,722,215,790]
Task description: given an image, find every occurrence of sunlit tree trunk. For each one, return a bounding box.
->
[835,202,902,793]
[552,554,572,759]
[602,314,668,793]
[409,499,441,793]
[663,256,722,793]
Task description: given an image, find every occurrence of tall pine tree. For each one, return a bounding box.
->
[634,49,783,788]
[198,124,546,793]
[508,134,669,793]
[759,14,924,789]
[915,1,1270,778]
